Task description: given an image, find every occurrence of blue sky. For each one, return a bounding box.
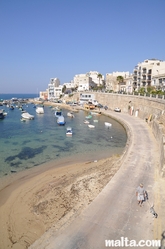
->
[0,0,165,93]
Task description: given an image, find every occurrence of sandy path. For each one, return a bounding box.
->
[0,155,121,249]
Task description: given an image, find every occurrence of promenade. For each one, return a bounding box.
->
[29,110,164,249]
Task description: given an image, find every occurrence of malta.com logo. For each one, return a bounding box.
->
[105,237,161,247]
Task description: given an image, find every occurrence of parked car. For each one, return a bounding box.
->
[114,107,121,112]
[97,103,104,108]
[104,105,108,110]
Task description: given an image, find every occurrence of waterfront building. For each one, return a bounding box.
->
[39,90,48,100]
[105,71,130,92]
[63,82,75,89]
[133,59,165,91]
[86,71,105,86]
[73,74,94,91]
[47,78,62,100]
[73,71,104,91]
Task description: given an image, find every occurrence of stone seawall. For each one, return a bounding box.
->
[74,92,165,176]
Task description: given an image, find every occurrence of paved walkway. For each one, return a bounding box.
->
[30,111,162,249]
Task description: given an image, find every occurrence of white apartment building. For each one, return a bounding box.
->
[73,71,104,91]
[133,59,165,90]
[106,71,130,92]
[86,71,105,85]
[63,82,75,89]
[73,74,94,91]
[47,78,62,100]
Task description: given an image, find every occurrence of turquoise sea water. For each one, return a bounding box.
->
[0,94,127,178]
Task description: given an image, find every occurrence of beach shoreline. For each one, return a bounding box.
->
[0,153,123,249]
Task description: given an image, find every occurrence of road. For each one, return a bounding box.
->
[30,110,162,249]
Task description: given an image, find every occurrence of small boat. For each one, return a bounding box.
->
[55,111,62,117]
[57,116,65,125]
[88,124,95,128]
[66,127,72,136]
[21,112,34,120]
[36,106,44,114]
[20,118,26,122]
[85,115,92,119]
[9,105,14,110]
[0,110,5,119]
[67,112,74,118]
[105,122,112,127]
[90,111,101,115]
[84,120,90,124]
[93,119,98,122]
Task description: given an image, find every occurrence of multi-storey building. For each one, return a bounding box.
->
[86,71,105,85]
[106,71,130,92]
[47,78,61,100]
[133,59,165,90]
[73,74,94,91]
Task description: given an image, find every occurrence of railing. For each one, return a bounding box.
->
[84,90,165,101]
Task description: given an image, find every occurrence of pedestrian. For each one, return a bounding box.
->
[136,183,146,207]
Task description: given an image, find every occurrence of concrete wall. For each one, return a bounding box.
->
[74,92,165,176]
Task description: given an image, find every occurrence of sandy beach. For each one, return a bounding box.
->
[0,153,122,249]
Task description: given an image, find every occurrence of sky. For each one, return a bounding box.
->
[0,0,165,93]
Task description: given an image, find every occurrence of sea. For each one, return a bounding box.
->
[0,93,127,178]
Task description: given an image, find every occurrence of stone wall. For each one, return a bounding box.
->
[74,92,165,176]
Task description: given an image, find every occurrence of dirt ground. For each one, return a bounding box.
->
[0,155,121,249]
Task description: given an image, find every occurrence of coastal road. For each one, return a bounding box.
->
[30,110,161,249]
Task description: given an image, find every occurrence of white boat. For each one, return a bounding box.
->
[21,112,34,120]
[90,111,101,115]
[67,112,74,118]
[93,119,98,122]
[57,116,65,125]
[66,127,72,136]
[84,120,90,124]
[88,124,95,128]
[105,122,112,127]
[36,106,44,114]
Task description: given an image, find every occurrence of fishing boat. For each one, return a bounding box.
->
[85,114,92,119]
[0,110,5,119]
[66,127,72,136]
[84,120,90,124]
[57,116,65,125]
[36,106,44,114]
[90,111,101,115]
[88,124,95,128]
[105,122,112,127]
[21,112,34,120]
[9,105,14,110]
[67,112,74,118]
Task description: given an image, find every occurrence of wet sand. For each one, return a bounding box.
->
[0,154,122,249]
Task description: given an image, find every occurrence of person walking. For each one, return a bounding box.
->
[136,183,146,207]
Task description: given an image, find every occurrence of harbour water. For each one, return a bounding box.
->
[0,94,127,178]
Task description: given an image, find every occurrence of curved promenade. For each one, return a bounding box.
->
[30,110,163,249]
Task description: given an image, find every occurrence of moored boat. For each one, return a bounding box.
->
[57,115,65,125]
[88,124,95,128]
[21,112,34,120]
[105,122,112,127]
[84,120,90,124]
[67,112,74,118]
[66,127,72,136]
[0,110,5,119]
[85,114,92,119]
[36,106,44,114]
